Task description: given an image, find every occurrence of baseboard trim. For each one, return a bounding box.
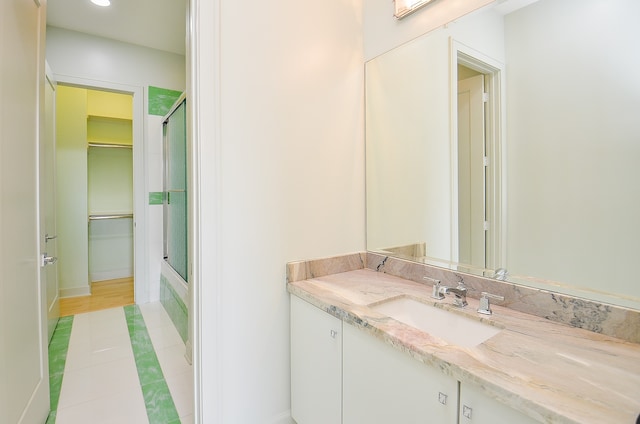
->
[60,286,91,298]
[270,410,294,424]
[90,268,133,282]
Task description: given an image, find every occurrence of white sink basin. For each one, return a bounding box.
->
[371,297,501,348]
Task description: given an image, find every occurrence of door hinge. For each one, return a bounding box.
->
[483,156,489,167]
[483,221,490,231]
[482,92,489,103]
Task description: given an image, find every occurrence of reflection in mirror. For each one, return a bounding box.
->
[366,0,640,309]
[457,68,487,269]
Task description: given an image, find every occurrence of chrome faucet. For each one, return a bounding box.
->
[434,282,468,308]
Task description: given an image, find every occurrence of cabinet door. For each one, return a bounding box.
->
[291,295,342,424]
[343,323,458,424]
[460,383,540,424]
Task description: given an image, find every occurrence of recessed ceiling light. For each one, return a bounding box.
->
[91,0,111,6]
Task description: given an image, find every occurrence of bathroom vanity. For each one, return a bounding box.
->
[288,253,640,424]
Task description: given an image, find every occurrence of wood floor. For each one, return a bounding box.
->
[59,277,134,317]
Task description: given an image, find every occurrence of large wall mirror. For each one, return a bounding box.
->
[366,0,640,310]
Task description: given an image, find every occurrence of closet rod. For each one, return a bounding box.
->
[88,142,133,149]
[88,213,133,221]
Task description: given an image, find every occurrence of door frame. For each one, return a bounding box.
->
[53,75,147,303]
[188,0,221,421]
[43,61,60,342]
[449,39,506,270]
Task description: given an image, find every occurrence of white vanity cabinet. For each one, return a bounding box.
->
[290,295,342,424]
[342,323,458,424]
[459,382,539,424]
[290,294,540,424]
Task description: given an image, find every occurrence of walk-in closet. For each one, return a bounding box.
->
[56,86,134,300]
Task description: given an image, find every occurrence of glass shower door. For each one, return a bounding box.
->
[163,97,188,281]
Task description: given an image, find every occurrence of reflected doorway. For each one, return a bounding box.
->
[453,46,506,271]
[457,71,486,268]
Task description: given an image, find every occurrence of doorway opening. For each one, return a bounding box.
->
[451,41,506,271]
[54,80,146,314]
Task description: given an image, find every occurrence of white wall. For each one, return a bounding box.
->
[46,27,185,89]
[46,27,185,302]
[194,0,365,422]
[88,147,134,282]
[146,113,165,301]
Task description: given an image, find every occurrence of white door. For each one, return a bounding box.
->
[0,0,51,422]
[457,75,486,268]
[44,63,61,342]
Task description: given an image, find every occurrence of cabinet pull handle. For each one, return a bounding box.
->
[330,330,338,338]
[438,392,448,405]
[463,405,473,419]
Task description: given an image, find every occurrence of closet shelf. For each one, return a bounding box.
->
[88,142,133,149]
[88,213,133,221]
[87,115,132,124]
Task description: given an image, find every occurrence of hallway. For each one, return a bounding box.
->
[47,303,193,424]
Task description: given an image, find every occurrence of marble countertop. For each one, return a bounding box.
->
[288,268,640,424]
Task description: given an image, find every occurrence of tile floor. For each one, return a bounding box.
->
[47,302,193,424]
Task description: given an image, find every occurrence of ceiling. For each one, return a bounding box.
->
[46,0,186,55]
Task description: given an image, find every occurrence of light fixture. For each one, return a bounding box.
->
[91,0,111,6]
[394,0,437,19]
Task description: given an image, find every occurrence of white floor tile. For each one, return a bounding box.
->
[56,385,148,424]
[86,308,130,337]
[155,343,192,379]
[165,369,194,419]
[146,323,184,350]
[64,306,133,373]
[144,302,195,420]
[65,313,91,338]
[138,302,174,330]
[57,356,140,409]
[64,332,133,371]
[179,414,194,424]
[55,303,194,423]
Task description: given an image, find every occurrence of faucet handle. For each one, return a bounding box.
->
[425,278,444,300]
[477,292,505,315]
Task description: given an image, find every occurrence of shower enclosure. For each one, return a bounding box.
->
[163,94,188,282]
